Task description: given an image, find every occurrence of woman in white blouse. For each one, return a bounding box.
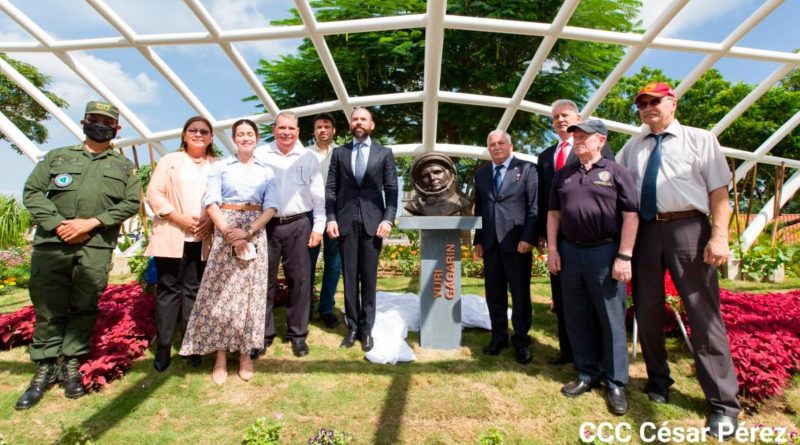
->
[146,116,217,372]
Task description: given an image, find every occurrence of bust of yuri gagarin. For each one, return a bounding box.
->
[404,152,471,216]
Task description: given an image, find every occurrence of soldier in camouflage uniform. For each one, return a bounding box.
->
[16,101,141,410]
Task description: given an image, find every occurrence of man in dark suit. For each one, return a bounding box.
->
[536,99,616,366]
[474,129,538,364]
[326,107,399,352]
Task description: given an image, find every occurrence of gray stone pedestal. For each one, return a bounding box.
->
[398,216,482,350]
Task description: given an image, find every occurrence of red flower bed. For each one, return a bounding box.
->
[80,282,156,391]
[0,282,155,391]
[0,304,35,349]
[720,289,800,404]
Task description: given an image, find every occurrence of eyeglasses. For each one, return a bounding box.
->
[186,128,211,136]
[636,97,669,110]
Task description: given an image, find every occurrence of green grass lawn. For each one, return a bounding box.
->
[0,275,798,444]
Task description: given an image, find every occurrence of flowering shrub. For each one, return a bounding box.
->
[380,243,420,276]
[0,246,31,292]
[306,428,352,445]
[720,288,800,404]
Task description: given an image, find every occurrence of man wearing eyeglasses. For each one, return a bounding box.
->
[619,82,740,440]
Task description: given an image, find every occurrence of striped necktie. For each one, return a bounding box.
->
[640,133,664,221]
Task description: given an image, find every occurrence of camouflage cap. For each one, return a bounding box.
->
[85,101,119,120]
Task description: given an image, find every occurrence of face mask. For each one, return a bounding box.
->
[83,123,117,143]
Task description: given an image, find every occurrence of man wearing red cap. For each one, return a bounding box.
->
[619,82,739,439]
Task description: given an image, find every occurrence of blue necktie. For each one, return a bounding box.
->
[493,165,503,194]
[354,142,366,184]
[640,133,664,221]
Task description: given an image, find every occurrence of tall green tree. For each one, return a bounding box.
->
[596,66,800,213]
[0,53,68,154]
[247,0,640,152]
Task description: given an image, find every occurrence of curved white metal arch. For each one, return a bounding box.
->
[0,0,798,249]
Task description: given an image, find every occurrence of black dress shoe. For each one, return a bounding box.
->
[153,346,171,372]
[185,354,201,368]
[482,338,509,356]
[340,330,358,348]
[361,334,374,352]
[15,360,58,410]
[644,381,669,404]
[706,412,738,441]
[561,379,596,398]
[547,355,572,366]
[320,312,340,329]
[250,337,274,359]
[60,357,86,399]
[291,339,309,357]
[606,387,629,415]
[514,346,532,364]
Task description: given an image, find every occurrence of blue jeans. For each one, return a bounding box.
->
[309,233,342,315]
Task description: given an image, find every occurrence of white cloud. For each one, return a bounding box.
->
[208,0,300,60]
[639,0,758,37]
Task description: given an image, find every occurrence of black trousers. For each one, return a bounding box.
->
[548,272,573,360]
[483,246,532,348]
[154,242,205,349]
[339,216,382,335]
[633,216,740,416]
[266,216,312,340]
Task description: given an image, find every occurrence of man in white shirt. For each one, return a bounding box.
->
[253,110,325,358]
[619,82,739,440]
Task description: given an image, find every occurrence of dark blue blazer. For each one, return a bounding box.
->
[473,156,538,252]
[325,140,399,237]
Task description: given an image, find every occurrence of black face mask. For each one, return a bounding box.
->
[83,123,117,143]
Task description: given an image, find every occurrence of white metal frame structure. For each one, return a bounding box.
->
[0,0,798,250]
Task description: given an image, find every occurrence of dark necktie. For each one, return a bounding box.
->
[493,165,504,194]
[640,133,664,221]
[354,142,366,184]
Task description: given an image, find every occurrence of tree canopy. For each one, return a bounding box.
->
[246,0,640,151]
[0,53,68,154]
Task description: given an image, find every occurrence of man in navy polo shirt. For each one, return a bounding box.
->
[546,120,639,415]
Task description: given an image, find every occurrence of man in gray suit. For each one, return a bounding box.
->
[326,107,398,352]
[474,129,538,364]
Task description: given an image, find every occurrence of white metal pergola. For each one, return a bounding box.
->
[0,0,798,250]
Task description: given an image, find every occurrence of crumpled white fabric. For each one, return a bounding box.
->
[365,291,497,365]
[364,310,416,365]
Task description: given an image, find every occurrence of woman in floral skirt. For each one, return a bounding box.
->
[180,119,278,385]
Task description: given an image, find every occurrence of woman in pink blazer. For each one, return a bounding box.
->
[145,116,217,372]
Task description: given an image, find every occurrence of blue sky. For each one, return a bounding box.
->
[1,0,798,197]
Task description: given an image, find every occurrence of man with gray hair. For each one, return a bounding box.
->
[536,99,616,366]
[253,110,325,358]
[473,129,538,364]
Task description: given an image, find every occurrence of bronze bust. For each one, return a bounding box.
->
[404,152,471,216]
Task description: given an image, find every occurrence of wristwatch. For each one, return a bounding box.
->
[246,225,257,239]
[616,253,632,261]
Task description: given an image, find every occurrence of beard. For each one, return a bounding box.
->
[351,125,371,140]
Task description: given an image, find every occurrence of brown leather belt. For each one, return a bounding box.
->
[270,212,310,225]
[220,203,262,211]
[655,209,705,221]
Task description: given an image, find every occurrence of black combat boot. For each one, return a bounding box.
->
[15,359,58,410]
[60,356,86,399]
